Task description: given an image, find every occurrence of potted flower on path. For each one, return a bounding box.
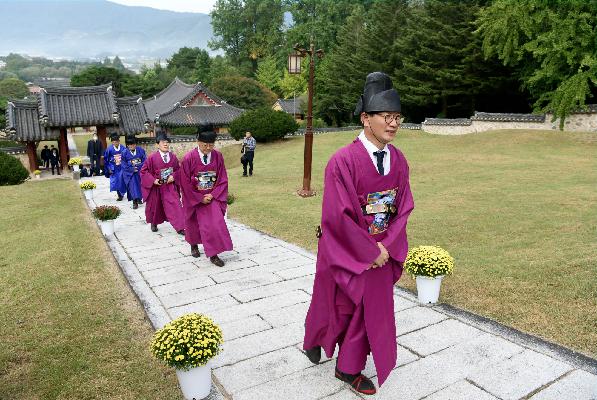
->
[68,157,82,171]
[151,313,223,400]
[404,245,454,304]
[80,180,97,200]
[92,205,121,236]
[33,170,41,179]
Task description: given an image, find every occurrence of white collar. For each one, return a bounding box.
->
[114,144,121,151]
[358,131,388,154]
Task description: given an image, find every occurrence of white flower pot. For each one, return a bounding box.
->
[84,190,93,200]
[99,219,115,236]
[73,165,80,172]
[35,175,41,179]
[175,363,212,400]
[415,275,444,304]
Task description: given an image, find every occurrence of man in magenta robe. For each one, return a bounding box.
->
[179,125,233,267]
[140,132,185,234]
[303,72,414,395]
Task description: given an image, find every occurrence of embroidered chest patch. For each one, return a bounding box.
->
[366,189,397,235]
[160,167,173,181]
[197,171,217,190]
[131,158,142,166]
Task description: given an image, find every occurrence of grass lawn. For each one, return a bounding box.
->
[223,129,597,356]
[0,180,183,399]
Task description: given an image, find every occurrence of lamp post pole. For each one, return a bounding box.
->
[290,41,323,198]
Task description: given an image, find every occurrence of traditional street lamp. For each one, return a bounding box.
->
[288,41,324,198]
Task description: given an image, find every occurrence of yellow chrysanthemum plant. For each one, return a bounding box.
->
[79,181,97,190]
[68,157,83,166]
[404,246,454,278]
[151,313,223,371]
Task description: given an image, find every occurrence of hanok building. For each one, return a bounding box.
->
[144,77,243,133]
[5,83,149,172]
[272,97,305,121]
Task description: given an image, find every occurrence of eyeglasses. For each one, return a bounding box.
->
[370,113,401,125]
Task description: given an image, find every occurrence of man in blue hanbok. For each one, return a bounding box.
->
[121,135,147,209]
[104,133,125,201]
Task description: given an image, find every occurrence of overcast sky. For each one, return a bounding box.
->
[108,0,217,14]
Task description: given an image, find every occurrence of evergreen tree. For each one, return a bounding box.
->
[393,1,480,119]
[256,55,282,94]
[312,6,367,125]
[477,0,597,127]
[192,50,212,84]
[112,56,126,72]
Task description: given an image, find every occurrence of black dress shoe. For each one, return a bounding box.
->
[304,346,321,364]
[132,200,138,209]
[116,194,123,201]
[177,230,185,235]
[209,255,225,267]
[335,367,376,395]
[150,224,158,232]
[191,245,201,258]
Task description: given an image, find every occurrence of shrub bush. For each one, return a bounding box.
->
[229,108,299,142]
[298,118,327,129]
[0,151,29,186]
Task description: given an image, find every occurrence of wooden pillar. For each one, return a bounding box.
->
[59,127,69,171]
[26,141,38,172]
[96,125,107,149]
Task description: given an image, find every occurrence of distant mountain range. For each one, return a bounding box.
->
[0,0,214,61]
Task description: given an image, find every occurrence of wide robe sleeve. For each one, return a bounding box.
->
[140,154,156,202]
[180,151,204,209]
[319,153,381,304]
[210,151,228,204]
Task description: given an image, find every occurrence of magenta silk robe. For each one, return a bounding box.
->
[139,151,185,231]
[179,149,233,257]
[303,138,414,386]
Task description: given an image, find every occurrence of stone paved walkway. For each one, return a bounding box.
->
[82,175,597,400]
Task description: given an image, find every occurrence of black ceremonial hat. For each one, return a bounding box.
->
[155,132,171,143]
[354,72,401,116]
[109,132,120,141]
[125,135,137,145]
[196,124,217,143]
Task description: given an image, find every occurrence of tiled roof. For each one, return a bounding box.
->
[423,118,472,126]
[156,103,244,127]
[38,84,118,127]
[275,98,304,114]
[471,112,545,122]
[5,99,60,141]
[115,95,150,135]
[143,77,198,118]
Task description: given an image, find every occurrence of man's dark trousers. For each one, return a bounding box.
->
[242,150,254,176]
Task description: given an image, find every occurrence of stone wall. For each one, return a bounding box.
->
[421,109,597,135]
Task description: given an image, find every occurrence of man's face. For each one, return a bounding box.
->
[157,140,170,152]
[362,112,401,144]
[245,132,251,138]
[127,144,136,151]
[197,141,214,155]
[93,134,98,141]
[112,140,120,146]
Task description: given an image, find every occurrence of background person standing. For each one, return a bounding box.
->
[87,133,104,176]
[241,131,256,177]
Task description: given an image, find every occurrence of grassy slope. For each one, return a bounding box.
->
[0,180,182,399]
[223,129,597,356]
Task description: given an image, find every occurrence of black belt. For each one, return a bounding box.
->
[361,204,397,215]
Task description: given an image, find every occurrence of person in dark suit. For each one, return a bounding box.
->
[40,145,50,169]
[80,162,93,177]
[49,145,60,175]
[87,133,104,176]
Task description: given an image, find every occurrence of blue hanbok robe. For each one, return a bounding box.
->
[121,147,147,201]
[104,144,125,194]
